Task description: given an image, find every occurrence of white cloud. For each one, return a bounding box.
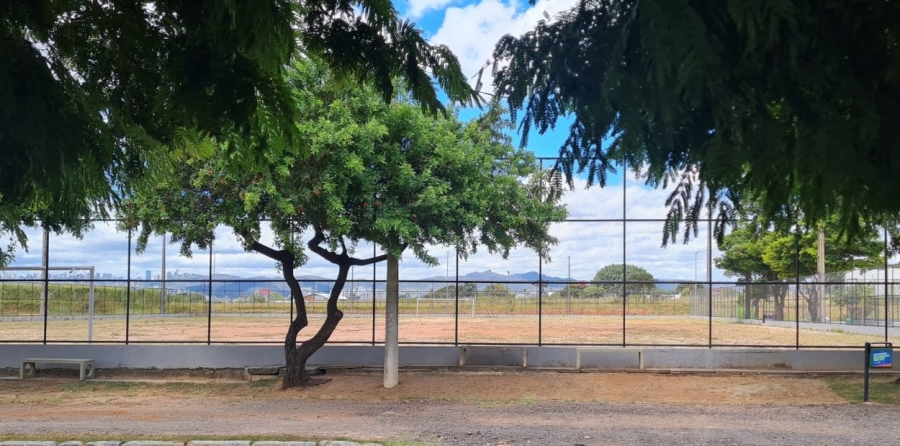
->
[405,0,457,19]
[5,171,730,284]
[430,0,579,91]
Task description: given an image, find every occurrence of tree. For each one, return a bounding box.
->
[715,223,786,320]
[1,0,476,264]
[760,223,882,323]
[491,0,900,241]
[716,218,883,321]
[591,264,656,298]
[122,60,565,388]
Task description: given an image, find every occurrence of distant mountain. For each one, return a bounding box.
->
[417,270,571,283]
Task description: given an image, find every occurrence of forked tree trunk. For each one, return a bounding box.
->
[248,233,388,389]
[283,303,344,388]
[281,252,350,388]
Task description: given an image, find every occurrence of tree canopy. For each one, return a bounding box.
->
[492,0,900,242]
[120,59,565,386]
[592,264,656,297]
[1,0,477,263]
[716,217,883,320]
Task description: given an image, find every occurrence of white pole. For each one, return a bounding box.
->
[41,228,48,317]
[161,233,167,314]
[88,267,95,343]
[818,227,828,322]
[384,253,399,388]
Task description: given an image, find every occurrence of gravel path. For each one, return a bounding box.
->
[4,398,899,445]
[1,372,898,445]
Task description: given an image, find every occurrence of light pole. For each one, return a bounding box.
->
[694,252,700,292]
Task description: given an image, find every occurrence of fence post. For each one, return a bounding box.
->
[207,240,213,344]
[126,229,132,344]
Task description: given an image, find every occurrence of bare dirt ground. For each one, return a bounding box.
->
[3,314,893,346]
[2,369,898,445]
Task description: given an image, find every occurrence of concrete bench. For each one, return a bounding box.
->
[575,347,644,370]
[21,358,95,380]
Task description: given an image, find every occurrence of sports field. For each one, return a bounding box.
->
[2,312,897,346]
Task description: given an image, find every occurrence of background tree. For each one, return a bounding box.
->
[716,216,883,321]
[491,0,900,242]
[592,264,657,298]
[760,223,882,322]
[480,284,516,312]
[422,283,479,300]
[1,0,476,263]
[715,222,782,320]
[122,60,564,388]
[559,283,586,299]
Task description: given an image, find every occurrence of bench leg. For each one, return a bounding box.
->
[21,362,36,379]
[79,363,95,380]
[638,352,644,370]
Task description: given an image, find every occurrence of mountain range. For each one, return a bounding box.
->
[176,270,679,300]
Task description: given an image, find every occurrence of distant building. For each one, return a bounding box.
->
[145,270,151,280]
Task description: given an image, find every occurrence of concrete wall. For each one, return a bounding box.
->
[0,344,875,372]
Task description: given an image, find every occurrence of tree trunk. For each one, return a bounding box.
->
[742,277,751,319]
[773,283,788,321]
[806,291,820,324]
[248,234,390,389]
[384,253,399,388]
[283,305,344,388]
[282,262,349,389]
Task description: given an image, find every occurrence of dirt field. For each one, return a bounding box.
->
[1,370,898,445]
[2,314,894,346]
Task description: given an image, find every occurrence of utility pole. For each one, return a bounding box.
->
[694,252,699,292]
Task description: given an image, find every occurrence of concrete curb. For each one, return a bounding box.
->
[0,442,382,446]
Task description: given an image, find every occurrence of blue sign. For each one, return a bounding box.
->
[870,347,893,369]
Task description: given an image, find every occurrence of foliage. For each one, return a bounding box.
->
[421,284,478,300]
[123,61,564,263]
[715,217,883,320]
[480,284,515,300]
[492,0,900,243]
[1,0,477,266]
[591,264,656,297]
[120,59,565,386]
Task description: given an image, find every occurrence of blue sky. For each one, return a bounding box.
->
[4,1,729,284]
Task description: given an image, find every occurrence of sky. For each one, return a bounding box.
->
[2,0,730,285]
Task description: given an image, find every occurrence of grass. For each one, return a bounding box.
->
[826,376,900,404]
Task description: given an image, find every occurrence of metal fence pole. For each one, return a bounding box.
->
[41,227,49,344]
[207,240,213,344]
[126,229,132,344]
[794,226,800,349]
[622,162,627,347]
[454,249,459,346]
[707,208,713,347]
[885,228,890,341]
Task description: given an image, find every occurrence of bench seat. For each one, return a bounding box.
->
[21,358,95,380]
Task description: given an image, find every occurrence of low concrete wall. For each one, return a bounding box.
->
[0,344,875,372]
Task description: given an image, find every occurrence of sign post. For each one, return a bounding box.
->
[864,342,893,403]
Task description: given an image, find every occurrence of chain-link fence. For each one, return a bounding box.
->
[2,159,899,347]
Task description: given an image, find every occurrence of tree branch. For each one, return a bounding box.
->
[307,230,342,264]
